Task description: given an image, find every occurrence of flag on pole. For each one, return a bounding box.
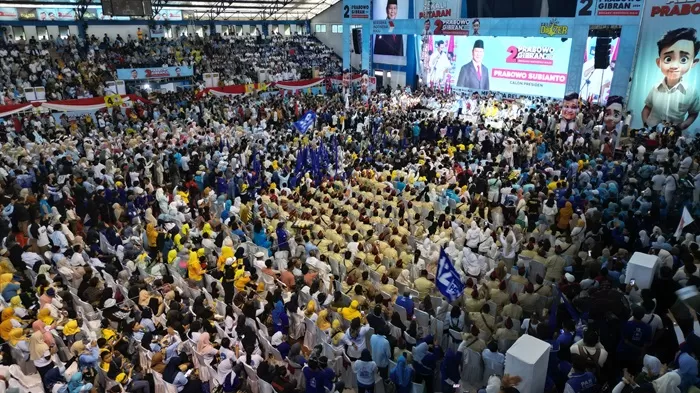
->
[436,248,465,303]
[294,110,316,134]
[675,207,694,239]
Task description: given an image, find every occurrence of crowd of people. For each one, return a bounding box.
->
[0,35,699,393]
[0,32,341,103]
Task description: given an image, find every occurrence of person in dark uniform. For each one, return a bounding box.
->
[456,39,489,90]
[373,0,403,56]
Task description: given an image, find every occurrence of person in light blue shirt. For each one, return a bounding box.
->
[352,349,378,393]
[370,331,391,379]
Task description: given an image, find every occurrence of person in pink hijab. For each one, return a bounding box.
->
[196,332,218,365]
[32,320,55,347]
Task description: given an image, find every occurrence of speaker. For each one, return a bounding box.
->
[352,28,362,54]
[594,37,611,69]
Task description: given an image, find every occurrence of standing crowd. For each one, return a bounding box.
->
[0,32,698,393]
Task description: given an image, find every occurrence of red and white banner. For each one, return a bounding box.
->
[0,94,150,118]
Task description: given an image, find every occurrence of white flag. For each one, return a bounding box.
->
[675,207,694,239]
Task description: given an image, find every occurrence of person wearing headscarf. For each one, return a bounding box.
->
[271,331,291,359]
[0,307,20,340]
[339,300,362,321]
[67,371,94,393]
[271,300,289,334]
[10,295,28,318]
[62,319,84,346]
[0,272,20,301]
[556,202,574,233]
[353,349,378,393]
[636,354,663,384]
[317,309,332,333]
[413,337,438,393]
[187,250,205,286]
[9,327,28,357]
[197,332,219,365]
[390,355,414,393]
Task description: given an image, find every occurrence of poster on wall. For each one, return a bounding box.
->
[414,0,461,19]
[343,0,370,19]
[419,35,572,98]
[36,8,75,21]
[578,0,644,17]
[579,36,619,103]
[0,8,18,21]
[627,0,700,132]
[96,9,130,20]
[116,66,193,80]
[373,0,409,62]
[154,9,182,21]
[150,25,165,38]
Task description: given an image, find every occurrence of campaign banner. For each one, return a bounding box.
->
[419,35,572,98]
[430,19,471,36]
[627,0,700,132]
[96,9,130,20]
[579,37,620,103]
[343,0,370,19]
[414,0,461,19]
[373,0,410,62]
[150,25,165,38]
[36,8,75,21]
[578,0,644,17]
[154,9,182,21]
[18,9,36,20]
[116,66,194,80]
[0,8,18,21]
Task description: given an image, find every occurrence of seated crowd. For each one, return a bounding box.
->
[0,66,698,393]
[0,32,341,103]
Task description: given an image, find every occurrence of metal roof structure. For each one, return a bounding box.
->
[6,0,339,21]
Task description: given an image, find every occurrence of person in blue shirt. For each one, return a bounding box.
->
[441,349,462,393]
[395,291,414,320]
[564,357,598,393]
[303,357,324,393]
[556,319,576,363]
[617,306,652,370]
[318,356,339,393]
[370,329,391,379]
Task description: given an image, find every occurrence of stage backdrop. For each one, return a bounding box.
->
[419,35,572,98]
[627,0,700,133]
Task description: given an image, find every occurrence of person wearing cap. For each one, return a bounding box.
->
[456,39,489,90]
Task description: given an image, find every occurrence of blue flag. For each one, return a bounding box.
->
[437,248,465,303]
[294,110,316,134]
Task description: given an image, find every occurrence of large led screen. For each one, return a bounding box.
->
[419,35,573,98]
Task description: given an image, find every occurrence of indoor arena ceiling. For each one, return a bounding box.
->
[8,0,338,21]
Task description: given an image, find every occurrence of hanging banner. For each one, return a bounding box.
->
[414,0,462,19]
[343,0,370,19]
[150,25,165,38]
[96,9,130,20]
[36,8,75,21]
[154,9,182,21]
[577,0,644,17]
[0,8,18,21]
[116,66,194,80]
[627,0,700,132]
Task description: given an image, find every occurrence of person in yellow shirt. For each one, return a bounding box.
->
[187,251,204,286]
[234,271,252,291]
[414,270,435,300]
[338,300,362,322]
